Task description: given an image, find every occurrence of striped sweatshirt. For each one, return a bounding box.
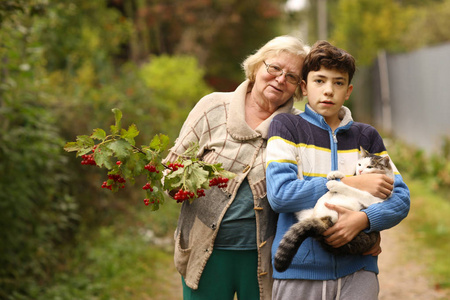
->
[266,104,410,280]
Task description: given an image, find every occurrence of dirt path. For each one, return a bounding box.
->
[378,222,449,300]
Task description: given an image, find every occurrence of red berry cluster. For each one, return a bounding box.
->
[81,154,96,165]
[143,198,160,206]
[209,176,229,188]
[144,164,159,173]
[101,174,126,190]
[168,162,184,171]
[173,188,205,203]
[197,189,206,197]
[142,182,154,192]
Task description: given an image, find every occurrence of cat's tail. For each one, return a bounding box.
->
[274,217,330,272]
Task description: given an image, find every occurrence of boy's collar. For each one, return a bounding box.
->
[304,104,353,130]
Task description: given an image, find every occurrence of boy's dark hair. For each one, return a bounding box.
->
[301,40,356,84]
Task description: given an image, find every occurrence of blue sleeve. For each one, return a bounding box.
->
[363,174,410,232]
[266,116,328,213]
[267,162,328,213]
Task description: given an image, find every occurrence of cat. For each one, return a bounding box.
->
[274,147,394,273]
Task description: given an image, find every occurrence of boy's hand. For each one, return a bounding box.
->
[322,203,369,248]
[341,174,393,199]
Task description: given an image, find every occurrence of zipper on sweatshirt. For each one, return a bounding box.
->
[330,131,339,171]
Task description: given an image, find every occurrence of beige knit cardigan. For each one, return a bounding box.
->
[163,80,301,300]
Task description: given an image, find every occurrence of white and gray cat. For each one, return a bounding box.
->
[274,147,394,272]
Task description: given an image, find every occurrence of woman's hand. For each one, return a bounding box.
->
[341,174,393,199]
[322,203,369,248]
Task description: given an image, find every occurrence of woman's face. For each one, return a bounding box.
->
[251,52,303,113]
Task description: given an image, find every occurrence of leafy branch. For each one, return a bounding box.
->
[64,108,235,211]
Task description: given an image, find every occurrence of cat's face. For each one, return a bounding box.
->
[356,155,393,178]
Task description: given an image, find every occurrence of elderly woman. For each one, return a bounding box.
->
[163,36,308,300]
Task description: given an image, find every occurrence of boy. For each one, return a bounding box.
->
[266,41,410,299]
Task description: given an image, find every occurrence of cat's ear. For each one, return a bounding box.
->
[379,156,391,167]
[360,146,370,158]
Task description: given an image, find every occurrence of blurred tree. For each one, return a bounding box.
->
[400,0,450,50]
[330,0,413,65]
[109,0,286,89]
[300,0,450,65]
[0,1,79,297]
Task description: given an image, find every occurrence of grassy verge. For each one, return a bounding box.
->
[404,177,450,289]
[33,198,181,300]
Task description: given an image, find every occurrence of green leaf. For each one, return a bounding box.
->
[185,164,209,192]
[77,135,95,146]
[183,142,200,158]
[121,124,139,146]
[112,108,122,131]
[64,135,95,155]
[91,128,106,140]
[183,159,193,167]
[218,169,236,180]
[149,134,170,152]
[93,145,114,169]
[159,134,170,151]
[107,139,133,159]
[63,141,80,152]
[164,168,184,190]
[128,152,147,177]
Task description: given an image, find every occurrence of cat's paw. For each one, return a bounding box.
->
[326,180,341,192]
[327,171,344,180]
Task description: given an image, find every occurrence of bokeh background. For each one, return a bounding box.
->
[1,0,449,299]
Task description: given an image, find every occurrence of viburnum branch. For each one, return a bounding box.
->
[64,108,236,211]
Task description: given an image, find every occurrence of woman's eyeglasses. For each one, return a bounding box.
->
[263,61,301,85]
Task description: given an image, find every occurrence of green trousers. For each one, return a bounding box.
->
[182,249,260,300]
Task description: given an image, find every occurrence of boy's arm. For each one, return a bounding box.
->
[266,116,328,213]
[323,173,410,247]
[341,173,394,199]
[363,174,410,232]
[322,205,370,247]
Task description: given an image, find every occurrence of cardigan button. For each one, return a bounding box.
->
[243,165,250,173]
[259,272,268,276]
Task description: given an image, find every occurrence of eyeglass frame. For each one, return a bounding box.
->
[263,61,301,85]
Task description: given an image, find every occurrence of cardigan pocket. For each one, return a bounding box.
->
[174,231,192,278]
[201,149,217,164]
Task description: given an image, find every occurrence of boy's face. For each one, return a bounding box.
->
[301,66,353,130]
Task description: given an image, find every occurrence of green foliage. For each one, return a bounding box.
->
[0,2,82,297]
[403,178,450,288]
[33,224,179,300]
[138,55,213,135]
[121,0,285,84]
[64,108,235,210]
[37,0,132,72]
[388,136,450,192]
[140,55,211,104]
[0,87,77,298]
[329,0,450,65]
[0,1,216,297]
[400,0,450,50]
[330,0,414,65]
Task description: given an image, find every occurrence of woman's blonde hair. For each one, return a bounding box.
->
[242,35,309,101]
